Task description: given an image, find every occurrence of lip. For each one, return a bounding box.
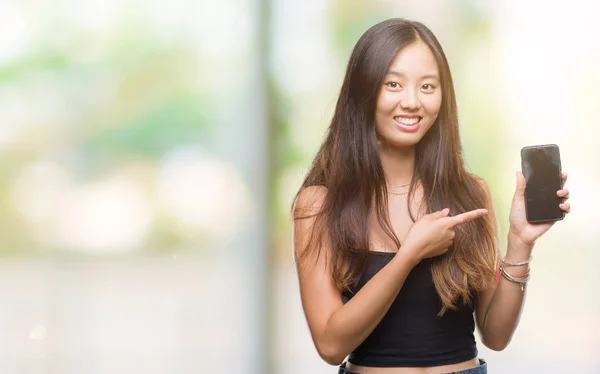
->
[393,116,422,132]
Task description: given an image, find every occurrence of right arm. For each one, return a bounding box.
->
[294,192,418,365]
[292,186,486,365]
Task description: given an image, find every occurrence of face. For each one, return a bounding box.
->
[375,41,442,148]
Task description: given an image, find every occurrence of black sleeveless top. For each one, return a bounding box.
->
[341,252,478,367]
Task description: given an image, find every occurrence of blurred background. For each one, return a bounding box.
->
[0,0,598,373]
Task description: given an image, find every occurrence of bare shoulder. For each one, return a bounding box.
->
[292,185,330,259]
[293,185,328,218]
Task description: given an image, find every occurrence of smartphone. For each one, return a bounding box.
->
[520,144,564,223]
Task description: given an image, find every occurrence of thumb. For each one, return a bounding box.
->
[515,171,526,197]
[429,208,450,219]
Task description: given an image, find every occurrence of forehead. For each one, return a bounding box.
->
[387,41,439,76]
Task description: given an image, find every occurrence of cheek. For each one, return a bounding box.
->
[423,94,442,116]
[376,92,397,115]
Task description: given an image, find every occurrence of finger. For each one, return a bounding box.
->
[557,189,569,199]
[514,171,526,198]
[428,208,450,219]
[560,202,570,213]
[446,209,488,227]
[562,172,568,186]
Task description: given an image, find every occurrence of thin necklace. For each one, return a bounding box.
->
[387,190,409,196]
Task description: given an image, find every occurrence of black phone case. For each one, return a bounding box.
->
[520,144,565,223]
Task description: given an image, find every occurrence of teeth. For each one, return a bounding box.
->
[394,116,420,125]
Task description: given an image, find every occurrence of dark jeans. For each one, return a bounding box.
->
[338,359,487,374]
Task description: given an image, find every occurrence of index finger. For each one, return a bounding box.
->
[446,209,488,227]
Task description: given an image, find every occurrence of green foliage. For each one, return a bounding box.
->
[82,94,210,159]
[0,50,70,81]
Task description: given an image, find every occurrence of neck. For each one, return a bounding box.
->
[379,144,416,186]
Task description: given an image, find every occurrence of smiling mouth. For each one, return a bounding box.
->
[393,116,422,126]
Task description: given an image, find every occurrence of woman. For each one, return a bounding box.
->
[291,18,570,374]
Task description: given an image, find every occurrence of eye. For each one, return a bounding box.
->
[385,82,401,89]
[421,84,436,92]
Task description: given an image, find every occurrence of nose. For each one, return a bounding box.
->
[399,88,420,111]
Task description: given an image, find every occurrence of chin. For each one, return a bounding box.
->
[381,133,426,148]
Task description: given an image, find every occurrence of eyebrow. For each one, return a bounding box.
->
[386,70,440,81]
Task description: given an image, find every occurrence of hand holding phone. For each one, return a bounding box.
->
[520,144,564,223]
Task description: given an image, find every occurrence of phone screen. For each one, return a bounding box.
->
[520,144,564,223]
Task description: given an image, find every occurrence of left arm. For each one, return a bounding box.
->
[474,171,570,351]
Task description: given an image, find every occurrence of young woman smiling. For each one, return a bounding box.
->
[292,18,570,374]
